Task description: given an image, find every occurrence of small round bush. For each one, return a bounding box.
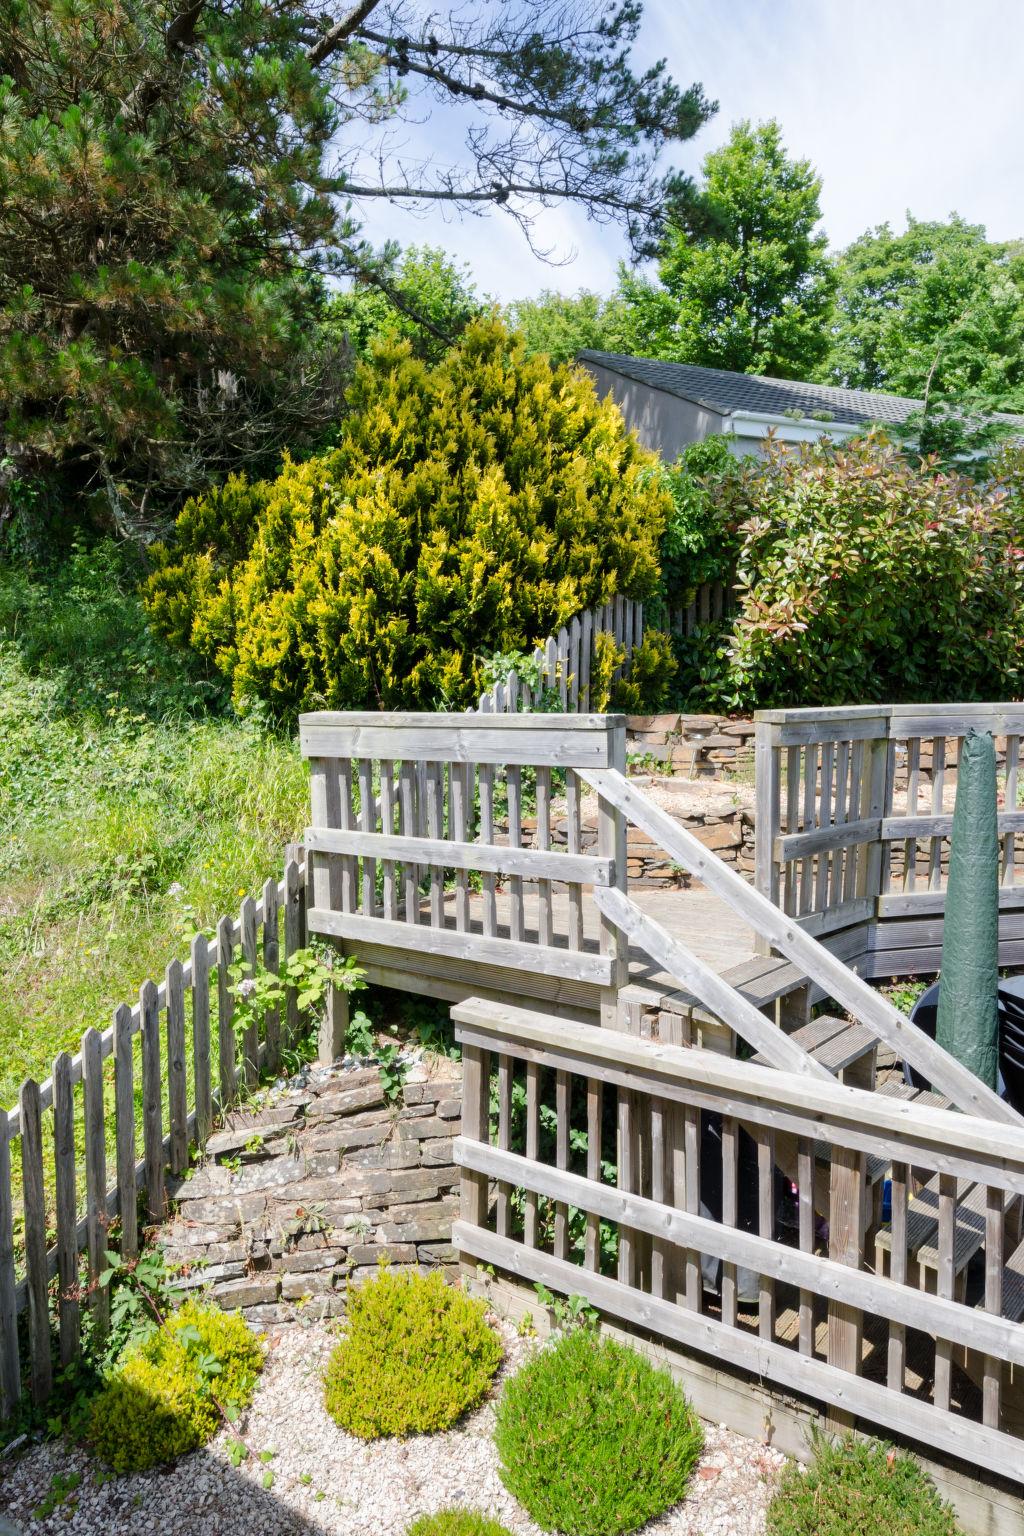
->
[494,1329,703,1536]
[324,1268,503,1438]
[88,1301,264,1473]
[766,1433,961,1536]
[406,1512,515,1536]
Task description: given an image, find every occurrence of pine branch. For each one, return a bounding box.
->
[308,0,382,67]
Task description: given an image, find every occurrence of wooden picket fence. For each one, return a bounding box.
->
[0,849,307,1419]
[476,595,645,713]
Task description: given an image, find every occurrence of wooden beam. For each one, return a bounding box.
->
[305,827,612,886]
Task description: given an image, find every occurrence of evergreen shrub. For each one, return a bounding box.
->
[146,319,673,714]
[406,1512,515,1536]
[324,1268,503,1438]
[494,1330,703,1535]
[87,1301,264,1473]
[766,1433,962,1536]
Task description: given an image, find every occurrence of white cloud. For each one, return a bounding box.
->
[343,0,1024,302]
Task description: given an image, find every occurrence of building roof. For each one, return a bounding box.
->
[576,351,930,429]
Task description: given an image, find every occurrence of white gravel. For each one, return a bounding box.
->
[0,1318,787,1536]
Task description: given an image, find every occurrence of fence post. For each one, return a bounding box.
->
[459,1043,490,1286]
[754,716,782,956]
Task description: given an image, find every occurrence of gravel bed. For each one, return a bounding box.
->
[0,1318,787,1536]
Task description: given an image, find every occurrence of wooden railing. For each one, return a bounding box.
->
[754,705,1024,976]
[453,997,1024,1480]
[300,712,630,1034]
[0,850,306,1419]
[475,595,644,713]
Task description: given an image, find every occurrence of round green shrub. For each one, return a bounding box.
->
[146,317,673,714]
[87,1300,264,1473]
[406,1512,515,1536]
[324,1267,503,1438]
[766,1433,962,1536]
[494,1330,703,1536]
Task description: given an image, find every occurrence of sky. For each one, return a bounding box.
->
[346,0,1024,303]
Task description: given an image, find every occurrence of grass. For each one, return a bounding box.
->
[0,541,308,1105]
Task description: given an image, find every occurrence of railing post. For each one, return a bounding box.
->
[459,1043,490,1285]
[599,716,629,1028]
[754,716,782,956]
[309,757,349,1065]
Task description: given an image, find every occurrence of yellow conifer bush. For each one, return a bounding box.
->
[146,320,672,714]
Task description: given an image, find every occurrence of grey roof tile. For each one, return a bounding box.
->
[576,351,967,428]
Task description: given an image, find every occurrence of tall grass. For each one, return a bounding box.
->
[0,542,308,1105]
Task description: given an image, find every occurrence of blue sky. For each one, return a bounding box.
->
[346,0,1024,302]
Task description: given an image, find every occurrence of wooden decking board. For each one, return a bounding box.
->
[810,1021,878,1075]
[1000,1237,1024,1323]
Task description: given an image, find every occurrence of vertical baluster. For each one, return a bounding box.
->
[20,1079,51,1405]
[983,1184,1004,1427]
[338,759,357,913]
[799,744,817,916]
[479,759,497,937]
[426,762,445,926]
[756,1127,774,1339]
[140,979,164,1223]
[262,876,281,1074]
[784,746,800,915]
[879,739,896,898]
[903,737,920,892]
[617,1076,635,1287]
[399,760,419,925]
[827,1144,866,1424]
[357,759,377,914]
[566,769,583,950]
[933,1174,955,1411]
[720,1115,738,1328]
[585,1074,603,1272]
[380,760,398,920]
[506,764,525,942]
[496,1057,512,1237]
[81,1026,109,1340]
[166,958,188,1174]
[217,914,236,1105]
[114,1002,138,1259]
[814,742,834,912]
[797,1136,815,1355]
[452,761,470,932]
[554,1070,570,1261]
[52,1051,79,1366]
[240,895,258,1086]
[831,740,850,906]
[524,1062,540,1248]
[1003,735,1019,887]
[887,1160,908,1392]
[843,740,865,902]
[650,1087,668,1300]
[459,1046,489,1242]
[536,765,553,946]
[930,735,947,889]
[0,1108,20,1418]
[191,932,212,1146]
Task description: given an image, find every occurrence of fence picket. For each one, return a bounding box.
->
[284,853,304,1047]
[114,1002,138,1260]
[166,959,188,1175]
[217,915,236,1103]
[262,876,281,1073]
[81,1026,109,1339]
[240,896,259,1087]
[20,1079,51,1405]
[0,1108,19,1418]
[53,1051,79,1365]
[191,932,212,1146]
[140,980,164,1224]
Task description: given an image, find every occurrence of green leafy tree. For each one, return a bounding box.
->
[146,319,672,713]
[825,216,1024,410]
[325,246,483,365]
[617,119,835,377]
[0,0,715,531]
[506,289,629,365]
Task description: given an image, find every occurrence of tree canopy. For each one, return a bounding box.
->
[607,119,835,377]
[824,215,1024,411]
[0,0,715,531]
[325,246,482,365]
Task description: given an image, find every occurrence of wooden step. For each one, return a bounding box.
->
[753,1015,877,1082]
[998,1235,1024,1323]
[876,1078,952,1112]
[875,1175,1010,1280]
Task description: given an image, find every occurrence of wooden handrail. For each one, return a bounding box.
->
[582,765,1022,1126]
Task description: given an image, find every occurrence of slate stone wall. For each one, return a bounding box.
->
[160,1060,461,1328]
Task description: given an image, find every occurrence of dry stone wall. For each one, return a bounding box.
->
[626,714,756,779]
[160,1059,461,1329]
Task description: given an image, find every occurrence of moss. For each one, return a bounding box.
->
[406,1512,515,1536]
[324,1268,503,1438]
[766,1433,962,1536]
[494,1330,703,1536]
[87,1301,264,1473]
